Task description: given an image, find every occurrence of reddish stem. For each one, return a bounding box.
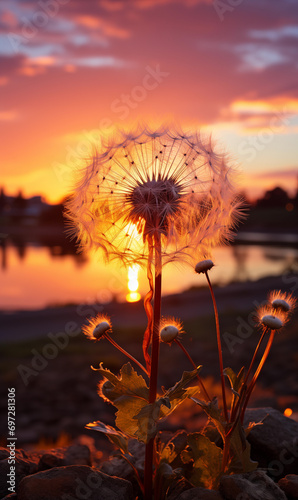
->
[230,330,266,423]
[104,333,148,376]
[144,237,162,500]
[205,271,228,422]
[240,329,275,423]
[174,339,211,401]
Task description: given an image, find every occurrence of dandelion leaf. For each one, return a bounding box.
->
[85,421,128,454]
[115,396,150,440]
[228,420,258,473]
[192,397,226,442]
[224,366,245,394]
[133,397,170,443]
[160,366,202,418]
[182,433,223,489]
[96,362,149,404]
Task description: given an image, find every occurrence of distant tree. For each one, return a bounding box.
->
[256,186,290,208]
[13,190,27,211]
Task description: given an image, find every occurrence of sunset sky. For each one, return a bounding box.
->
[1,0,298,203]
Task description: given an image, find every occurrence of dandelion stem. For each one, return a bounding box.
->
[104,333,148,376]
[240,329,275,423]
[230,330,266,423]
[144,236,162,500]
[174,339,211,401]
[205,271,228,422]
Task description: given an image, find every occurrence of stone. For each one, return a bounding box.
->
[173,486,223,499]
[64,444,92,466]
[0,456,38,498]
[38,452,64,471]
[220,470,287,500]
[17,465,133,500]
[244,408,298,480]
[278,474,298,499]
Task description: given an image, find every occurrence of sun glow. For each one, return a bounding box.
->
[126,264,141,303]
[284,408,293,418]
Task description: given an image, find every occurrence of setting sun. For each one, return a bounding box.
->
[126,264,141,303]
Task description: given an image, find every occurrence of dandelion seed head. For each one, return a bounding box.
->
[82,314,112,341]
[66,127,242,268]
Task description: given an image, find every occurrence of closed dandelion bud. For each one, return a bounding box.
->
[160,325,179,343]
[93,321,110,339]
[82,314,111,341]
[195,259,214,274]
[268,291,296,314]
[160,317,183,343]
[261,315,283,330]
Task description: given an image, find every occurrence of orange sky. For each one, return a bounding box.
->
[0,0,298,203]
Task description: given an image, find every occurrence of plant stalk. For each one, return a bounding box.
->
[144,236,162,500]
[205,271,228,422]
[230,330,266,423]
[240,329,275,423]
[174,339,211,401]
[104,333,149,376]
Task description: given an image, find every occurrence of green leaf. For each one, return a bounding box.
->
[224,367,245,415]
[96,362,149,405]
[115,397,149,441]
[160,366,202,418]
[228,420,258,474]
[182,433,223,489]
[94,362,150,441]
[191,397,226,442]
[85,421,128,454]
[133,398,170,443]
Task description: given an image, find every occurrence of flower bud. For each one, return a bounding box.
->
[160,325,179,343]
[195,259,214,274]
[261,315,283,330]
[93,321,110,339]
[271,299,290,312]
[82,314,112,341]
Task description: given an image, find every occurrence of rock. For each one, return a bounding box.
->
[172,487,223,499]
[17,465,133,500]
[244,408,298,479]
[278,474,298,499]
[0,456,38,498]
[1,494,17,499]
[220,470,287,500]
[64,444,92,466]
[38,452,65,471]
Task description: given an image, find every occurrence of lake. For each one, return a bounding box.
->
[1,238,297,310]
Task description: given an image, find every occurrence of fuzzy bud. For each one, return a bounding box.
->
[160,325,179,343]
[272,299,291,312]
[93,321,110,339]
[261,315,283,330]
[195,259,214,274]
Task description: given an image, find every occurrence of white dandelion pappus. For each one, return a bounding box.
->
[66,127,241,269]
